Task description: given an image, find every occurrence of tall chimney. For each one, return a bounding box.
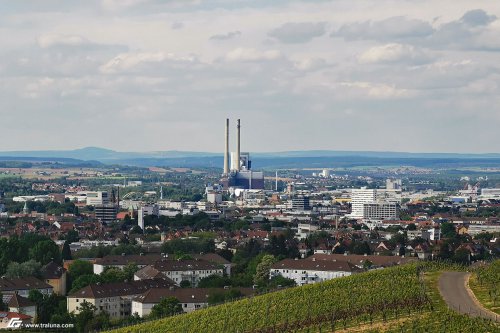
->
[236,119,241,171]
[223,118,230,175]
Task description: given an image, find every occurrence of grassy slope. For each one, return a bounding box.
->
[109,263,499,333]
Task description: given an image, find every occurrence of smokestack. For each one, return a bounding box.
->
[236,119,241,171]
[223,118,229,175]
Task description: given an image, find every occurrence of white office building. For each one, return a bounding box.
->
[86,191,109,206]
[138,205,159,230]
[350,188,376,218]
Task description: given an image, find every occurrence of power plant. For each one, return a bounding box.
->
[221,119,264,190]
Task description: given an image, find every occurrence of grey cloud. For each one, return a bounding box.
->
[460,9,497,26]
[209,31,241,41]
[428,10,500,51]
[335,16,434,41]
[171,22,184,29]
[268,22,326,43]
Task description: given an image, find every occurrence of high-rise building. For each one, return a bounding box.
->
[386,179,402,190]
[95,204,118,224]
[350,188,376,218]
[138,205,159,230]
[86,191,109,206]
[292,195,311,211]
[363,202,399,220]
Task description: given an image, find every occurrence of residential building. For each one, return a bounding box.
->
[134,259,224,287]
[0,312,32,329]
[131,287,254,317]
[270,258,362,286]
[0,277,53,298]
[93,254,162,274]
[5,294,36,321]
[67,279,174,319]
[40,261,67,296]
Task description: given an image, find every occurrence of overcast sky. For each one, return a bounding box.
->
[1,0,500,153]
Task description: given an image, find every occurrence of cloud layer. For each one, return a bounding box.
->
[1,2,500,153]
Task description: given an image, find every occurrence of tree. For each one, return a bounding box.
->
[75,301,97,333]
[123,262,139,281]
[453,248,470,265]
[363,260,373,270]
[69,274,101,293]
[149,297,182,318]
[61,241,72,260]
[29,240,61,265]
[198,275,231,288]
[268,275,296,288]
[440,222,456,238]
[0,298,7,311]
[253,254,276,286]
[5,260,41,278]
[130,225,143,234]
[68,260,93,279]
[407,223,417,231]
[180,280,191,288]
[65,230,80,244]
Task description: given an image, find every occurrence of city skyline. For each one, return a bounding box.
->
[1,1,500,153]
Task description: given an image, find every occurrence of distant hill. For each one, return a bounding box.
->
[1,147,500,169]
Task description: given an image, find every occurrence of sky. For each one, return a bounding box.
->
[1,0,500,153]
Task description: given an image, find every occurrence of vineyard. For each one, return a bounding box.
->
[109,262,500,333]
[470,260,500,315]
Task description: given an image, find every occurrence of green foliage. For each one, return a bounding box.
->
[5,259,41,278]
[253,254,277,286]
[267,275,296,289]
[69,263,138,293]
[198,275,232,288]
[29,240,61,265]
[62,241,72,260]
[69,260,93,279]
[440,222,457,238]
[179,280,191,288]
[0,298,7,311]
[207,289,243,305]
[149,297,182,319]
[0,234,60,275]
[75,301,98,333]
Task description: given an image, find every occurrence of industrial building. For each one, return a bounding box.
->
[221,119,264,190]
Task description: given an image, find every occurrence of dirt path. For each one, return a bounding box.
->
[438,271,498,321]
